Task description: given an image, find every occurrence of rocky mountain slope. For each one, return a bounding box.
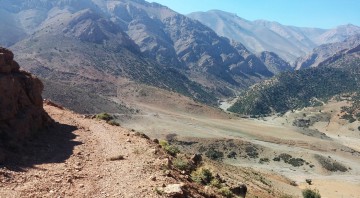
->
[319,43,360,72]
[0,47,52,163]
[295,34,360,69]
[229,41,360,115]
[0,0,278,113]
[257,51,293,74]
[188,10,360,63]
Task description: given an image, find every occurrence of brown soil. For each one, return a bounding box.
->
[0,104,211,198]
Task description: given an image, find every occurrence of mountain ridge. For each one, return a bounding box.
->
[295,34,360,69]
[228,38,360,115]
[188,10,360,63]
[2,0,279,112]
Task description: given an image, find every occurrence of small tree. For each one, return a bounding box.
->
[302,189,321,198]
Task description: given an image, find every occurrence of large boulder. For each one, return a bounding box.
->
[229,183,247,198]
[0,47,52,163]
[0,47,19,73]
[162,183,185,198]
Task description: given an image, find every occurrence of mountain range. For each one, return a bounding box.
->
[1,0,293,112]
[229,36,360,115]
[1,0,359,113]
[295,34,360,69]
[188,10,360,63]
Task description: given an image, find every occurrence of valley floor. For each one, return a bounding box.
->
[118,86,360,198]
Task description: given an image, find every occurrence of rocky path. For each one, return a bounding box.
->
[0,104,205,198]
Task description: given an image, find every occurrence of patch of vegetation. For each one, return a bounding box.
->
[205,148,224,161]
[288,158,305,167]
[165,133,178,142]
[302,188,321,198]
[96,113,113,121]
[173,155,192,171]
[259,157,270,164]
[191,167,214,185]
[275,153,306,167]
[245,146,259,158]
[210,178,222,188]
[278,153,292,163]
[355,112,360,119]
[154,187,164,195]
[106,120,120,126]
[273,157,280,161]
[218,187,234,198]
[228,67,359,115]
[95,113,122,126]
[159,140,180,156]
[227,151,237,159]
[341,113,356,123]
[314,154,348,172]
[259,175,272,187]
[134,132,150,139]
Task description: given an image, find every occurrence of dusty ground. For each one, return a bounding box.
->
[2,82,358,198]
[117,84,360,198]
[0,104,210,198]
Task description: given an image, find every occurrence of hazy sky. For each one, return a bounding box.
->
[146,0,360,29]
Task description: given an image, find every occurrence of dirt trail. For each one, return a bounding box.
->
[0,104,204,198]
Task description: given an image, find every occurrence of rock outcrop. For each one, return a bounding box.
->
[230,183,247,198]
[0,47,52,163]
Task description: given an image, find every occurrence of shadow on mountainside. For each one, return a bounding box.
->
[1,122,81,171]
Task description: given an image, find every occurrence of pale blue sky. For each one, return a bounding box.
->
[146,0,360,29]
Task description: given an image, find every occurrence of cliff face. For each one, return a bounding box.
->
[0,47,52,162]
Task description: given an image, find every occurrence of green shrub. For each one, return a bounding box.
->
[205,148,224,161]
[154,187,164,195]
[355,112,360,118]
[219,187,234,198]
[273,157,280,161]
[302,189,321,198]
[314,154,347,172]
[288,158,305,167]
[159,140,180,156]
[245,146,259,158]
[159,140,169,147]
[279,153,292,163]
[191,168,213,185]
[341,114,356,123]
[210,178,222,188]
[227,151,237,158]
[274,154,306,167]
[173,156,192,171]
[259,157,270,164]
[96,113,113,121]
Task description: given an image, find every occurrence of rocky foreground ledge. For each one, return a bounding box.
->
[0,47,52,163]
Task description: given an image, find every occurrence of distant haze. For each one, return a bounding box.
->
[146,0,360,29]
